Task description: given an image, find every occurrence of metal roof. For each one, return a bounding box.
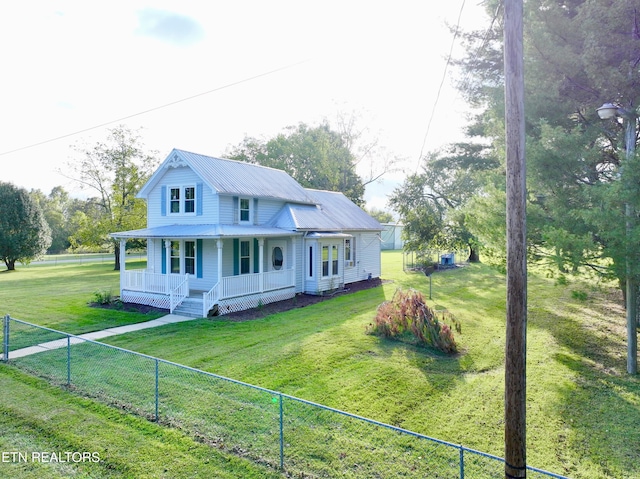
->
[140,149,316,204]
[110,224,300,239]
[266,189,382,231]
[305,189,383,231]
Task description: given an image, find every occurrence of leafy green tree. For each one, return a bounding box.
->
[365,207,394,224]
[227,122,366,205]
[0,182,51,270]
[63,126,159,270]
[389,143,498,262]
[30,186,86,254]
[451,0,640,280]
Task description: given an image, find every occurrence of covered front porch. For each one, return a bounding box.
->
[120,267,296,317]
[112,224,300,317]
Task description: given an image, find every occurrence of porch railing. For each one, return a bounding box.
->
[202,283,220,318]
[220,269,294,299]
[122,270,187,295]
[170,275,189,314]
[122,269,295,314]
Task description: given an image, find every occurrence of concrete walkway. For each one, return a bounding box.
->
[5,314,194,360]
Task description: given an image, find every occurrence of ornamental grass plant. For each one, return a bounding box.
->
[368,288,461,353]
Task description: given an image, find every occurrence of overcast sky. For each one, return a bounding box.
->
[0,1,489,210]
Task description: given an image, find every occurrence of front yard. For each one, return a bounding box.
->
[1,251,639,478]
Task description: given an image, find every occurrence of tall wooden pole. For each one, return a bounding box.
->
[504,0,527,477]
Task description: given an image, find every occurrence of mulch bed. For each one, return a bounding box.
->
[223,278,385,322]
[91,278,386,321]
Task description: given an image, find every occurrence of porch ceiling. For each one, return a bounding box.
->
[110,224,301,239]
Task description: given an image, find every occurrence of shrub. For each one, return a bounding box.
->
[93,289,115,305]
[368,289,461,354]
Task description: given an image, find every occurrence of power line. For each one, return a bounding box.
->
[416,0,466,173]
[415,1,502,173]
[0,60,308,157]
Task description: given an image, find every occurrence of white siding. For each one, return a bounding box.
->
[257,198,285,224]
[349,231,381,282]
[147,166,219,227]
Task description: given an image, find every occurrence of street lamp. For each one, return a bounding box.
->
[597,101,638,375]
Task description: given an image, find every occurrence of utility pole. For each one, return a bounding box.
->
[503,0,527,477]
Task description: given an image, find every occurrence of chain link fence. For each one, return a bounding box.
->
[1,315,569,479]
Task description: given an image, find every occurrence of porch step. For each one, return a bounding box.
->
[172,297,205,319]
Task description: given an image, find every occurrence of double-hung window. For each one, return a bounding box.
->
[345,238,354,267]
[184,241,195,275]
[239,198,251,223]
[240,240,251,275]
[168,240,197,276]
[169,186,196,215]
[184,187,195,213]
[170,188,181,213]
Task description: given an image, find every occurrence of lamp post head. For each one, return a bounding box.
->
[597,103,619,120]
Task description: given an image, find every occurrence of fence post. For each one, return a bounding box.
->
[459,445,464,479]
[155,359,159,422]
[3,314,9,362]
[279,393,284,470]
[67,335,71,386]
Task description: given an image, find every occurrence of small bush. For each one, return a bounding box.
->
[571,290,588,301]
[93,289,115,305]
[368,289,461,354]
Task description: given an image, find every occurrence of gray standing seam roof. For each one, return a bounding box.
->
[177,150,316,204]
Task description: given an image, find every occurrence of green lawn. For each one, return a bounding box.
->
[0,260,162,333]
[1,251,639,478]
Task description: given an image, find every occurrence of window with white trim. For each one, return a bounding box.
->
[168,240,197,275]
[345,238,353,267]
[170,241,180,273]
[184,241,195,275]
[332,244,339,275]
[170,188,180,214]
[184,187,195,213]
[322,245,329,277]
[240,240,251,274]
[169,186,196,215]
[239,198,251,223]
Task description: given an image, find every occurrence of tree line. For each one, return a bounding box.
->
[1,119,397,271]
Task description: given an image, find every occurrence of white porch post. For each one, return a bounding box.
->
[216,239,223,291]
[292,238,296,287]
[258,238,265,292]
[164,239,170,293]
[119,238,126,289]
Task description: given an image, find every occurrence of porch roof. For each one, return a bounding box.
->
[110,224,301,239]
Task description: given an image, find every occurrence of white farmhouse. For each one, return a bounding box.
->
[111,149,382,317]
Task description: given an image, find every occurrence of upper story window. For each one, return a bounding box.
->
[184,187,195,213]
[239,198,251,223]
[170,188,181,213]
[169,186,196,215]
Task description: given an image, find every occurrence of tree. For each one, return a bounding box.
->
[226,122,366,205]
[0,182,51,270]
[63,126,159,270]
[365,207,394,224]
[31,186,86,254]
[452,0,640,372]
[389,143,498,262]
[450,0,640,275]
